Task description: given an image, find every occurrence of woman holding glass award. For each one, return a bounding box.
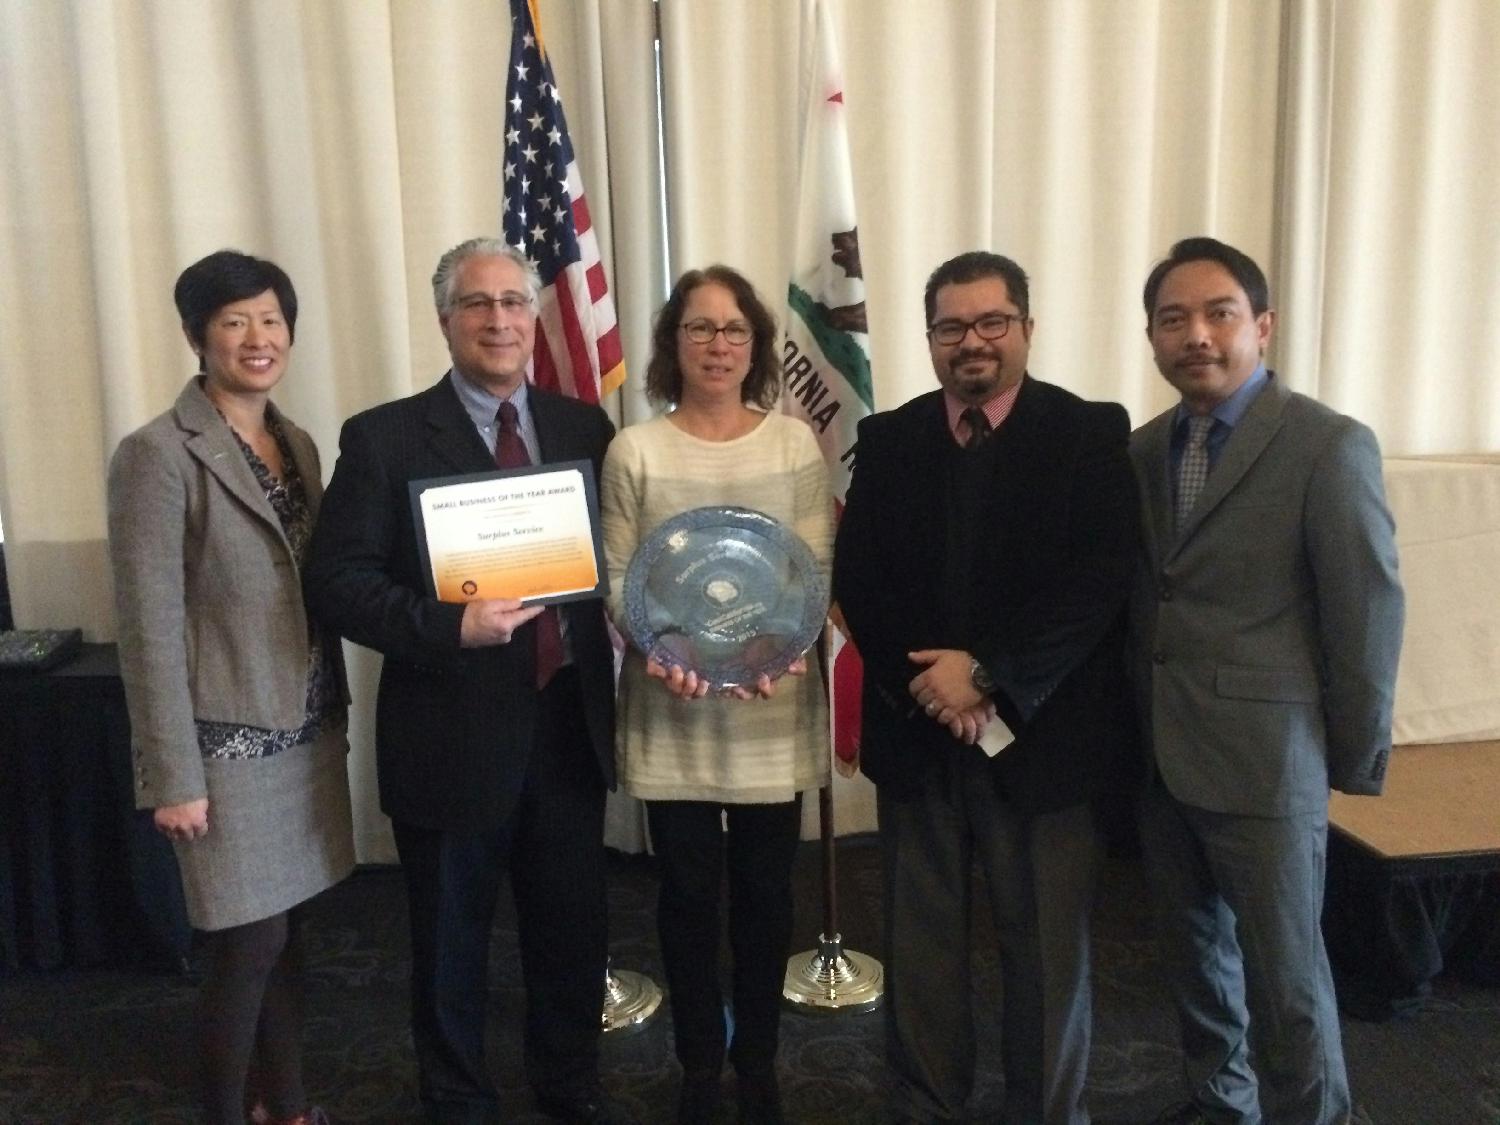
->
[599,266,832,1124]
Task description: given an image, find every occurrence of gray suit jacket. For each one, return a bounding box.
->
[1128,375,1404,817]
[108,378,342,808]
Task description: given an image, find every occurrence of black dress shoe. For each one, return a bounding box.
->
[1148,1105,1208,1125]
[736,1070,784,1125]
[533,1087,639,1125]
[678,1068,723,1124]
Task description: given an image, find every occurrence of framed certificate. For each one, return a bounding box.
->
[408,460,607,606]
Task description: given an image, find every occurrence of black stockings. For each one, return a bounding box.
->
[195,907,308,1124]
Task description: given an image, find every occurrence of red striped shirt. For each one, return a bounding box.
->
[943,378,1022,446]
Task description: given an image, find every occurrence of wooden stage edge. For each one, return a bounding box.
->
[1329,740,1500,861]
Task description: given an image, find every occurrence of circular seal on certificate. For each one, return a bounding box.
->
[622,506,829,690]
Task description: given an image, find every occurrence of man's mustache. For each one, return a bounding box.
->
[950,348,1000,368]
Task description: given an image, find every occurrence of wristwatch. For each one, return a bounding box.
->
[969,657,995,695]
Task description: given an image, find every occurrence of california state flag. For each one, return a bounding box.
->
[782,0,874,773]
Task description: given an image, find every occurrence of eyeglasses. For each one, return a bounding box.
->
[681,319,753,346]
[454,293,533,316]
[926,313,1026,346]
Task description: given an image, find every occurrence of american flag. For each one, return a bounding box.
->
[503,0,625,402]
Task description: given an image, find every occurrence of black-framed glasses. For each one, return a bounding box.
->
[926,313,1025,346]
[454,293,533,316]
[681,319,753,346]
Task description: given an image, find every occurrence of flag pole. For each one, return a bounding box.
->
[782,629,883,1013]
[779,0,882,1014]
[602,959,663,1033]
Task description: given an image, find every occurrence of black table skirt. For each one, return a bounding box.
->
[1324,826,1500,1020]
[0,644,189,973]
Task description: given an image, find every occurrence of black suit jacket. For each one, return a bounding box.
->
[303,375,617,832]
[833,377,1138,812]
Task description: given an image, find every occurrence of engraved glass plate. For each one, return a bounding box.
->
[622,506,829,690]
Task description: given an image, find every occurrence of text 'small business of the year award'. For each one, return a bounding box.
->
[621,506,828,690]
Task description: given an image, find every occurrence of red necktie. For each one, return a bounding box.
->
[495,401,565,689]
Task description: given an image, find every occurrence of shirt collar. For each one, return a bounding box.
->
[943,376,1023,445]
[449,368,530,431]
[1173,363,1269,434]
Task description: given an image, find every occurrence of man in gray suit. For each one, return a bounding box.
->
[1128,238,1404,1125]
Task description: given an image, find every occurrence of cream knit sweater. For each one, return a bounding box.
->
[599,411,833,803]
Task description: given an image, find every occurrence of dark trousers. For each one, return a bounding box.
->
[392,669,608,1125]
[878,747,1099,1125]
[646,797,802,1076]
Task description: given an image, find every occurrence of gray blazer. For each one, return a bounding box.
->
[1128,375,1405,817]
[108,378,338,808]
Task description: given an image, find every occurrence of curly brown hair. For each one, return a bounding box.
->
[645,265,780,409]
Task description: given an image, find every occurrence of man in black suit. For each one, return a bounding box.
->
[833,251,1137,1124]
[304,239,627,1125]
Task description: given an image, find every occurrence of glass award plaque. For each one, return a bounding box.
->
[622,506,829,690]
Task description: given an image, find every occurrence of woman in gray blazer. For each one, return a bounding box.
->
[107,251,353,1125]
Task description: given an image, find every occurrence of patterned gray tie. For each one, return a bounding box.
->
[1175,415,1214,531]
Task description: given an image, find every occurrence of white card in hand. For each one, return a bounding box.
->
[979,716,1016,757]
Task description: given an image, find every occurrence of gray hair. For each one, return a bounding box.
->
[431,238,541,314]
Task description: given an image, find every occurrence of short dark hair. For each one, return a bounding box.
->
[1143,237,1269,327]
[924,251,1030,324]
[645,265,780,409]
[174,250,298,369]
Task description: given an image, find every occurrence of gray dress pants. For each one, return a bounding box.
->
[878,746,1099,1124]
[1138,777,1351,1125]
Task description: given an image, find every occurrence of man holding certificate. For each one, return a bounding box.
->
[304,239,627,1125]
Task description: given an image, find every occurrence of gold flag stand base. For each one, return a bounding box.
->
[782,932,883,1013]
[601,961,663,1034]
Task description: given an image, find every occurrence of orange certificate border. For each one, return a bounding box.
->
[408,460,608,606]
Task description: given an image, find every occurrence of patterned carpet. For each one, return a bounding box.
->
[2,837,1497,1124]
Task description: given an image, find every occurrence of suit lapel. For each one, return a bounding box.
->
[422,374,498,475]
[900,392,957,508]
[912,389,951,455]
[528,385,577,465]
[175,380,285,539]
[980,377,1049,507]
[1168,375,1289,559]
[991,375,1046,447]
[270,404,324,518]
[1134,410,1174,573]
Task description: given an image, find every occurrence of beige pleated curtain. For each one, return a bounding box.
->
[2,0,1496,859]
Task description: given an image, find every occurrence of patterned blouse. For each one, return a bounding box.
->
[195,415,344,760]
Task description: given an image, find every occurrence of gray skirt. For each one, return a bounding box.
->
[173,727,355,931]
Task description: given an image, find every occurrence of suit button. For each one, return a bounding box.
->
[1152,652,1167,665]
[1160,588,1172,601]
